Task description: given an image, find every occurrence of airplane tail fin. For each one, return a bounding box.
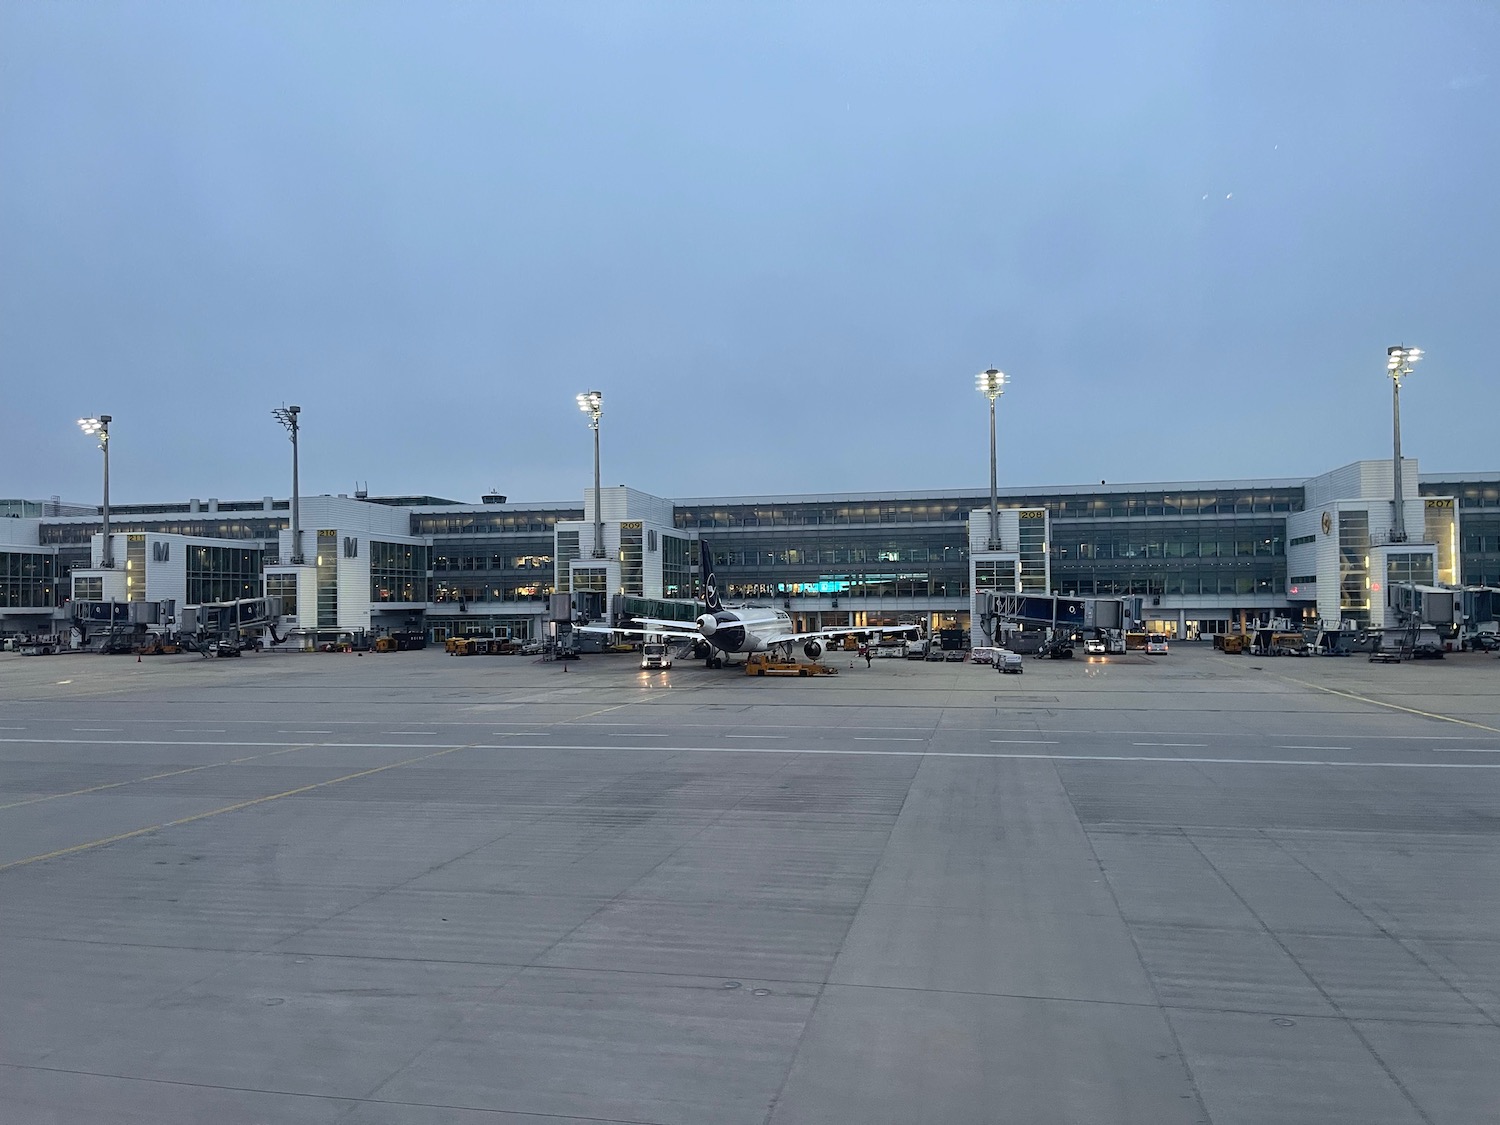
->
[699,539,722,612]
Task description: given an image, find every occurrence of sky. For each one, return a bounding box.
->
[2,2,1497,508]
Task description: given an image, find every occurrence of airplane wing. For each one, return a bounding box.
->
[772,623,922,644]
[577,623,702,640]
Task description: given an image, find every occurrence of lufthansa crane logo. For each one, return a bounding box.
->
[1321,511,1332,536]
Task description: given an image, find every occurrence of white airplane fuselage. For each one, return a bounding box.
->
[695,607,794,655]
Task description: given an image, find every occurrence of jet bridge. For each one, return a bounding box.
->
[981,593,1142,658]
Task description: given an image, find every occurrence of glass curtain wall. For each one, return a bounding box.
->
[661,534,691,598]
[555,531,579,595]
[1338,511,1371,624]
[265,572,297,617]
[370,541,431,603]
[187,545,262,604]
[1018,513,1047,591]
[0,552,58,607]
[619,523,643,596]
[316,531,338,627]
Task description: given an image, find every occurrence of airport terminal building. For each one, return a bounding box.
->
[3,459,1498,643]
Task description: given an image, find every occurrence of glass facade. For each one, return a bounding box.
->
[1052,519,1285,597]
[1385,552,1435,588]
[1018,512,1048,592]
[1423,479,1500,585]
[125,535,146,602]
[370,541,431,603]
[1338,511,1371,624]
[973,558,1014,595]
[703,530,970,602]
[619,523,643,596]
[265,572,297,618]
[412,510,578,536]
[554,531,580,595]
[662,533,691,599]
[39,517,285,545]
[572,566,607,593]
[0,551,59,608]
[187,544,263,604]
[316,531,338,627]
[73,575,104,601]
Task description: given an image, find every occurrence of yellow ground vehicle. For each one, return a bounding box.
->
[1217,634,1250,654]
[745,653,838,677]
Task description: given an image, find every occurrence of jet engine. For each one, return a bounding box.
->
[803,640,822,660]
[696,613,718,636]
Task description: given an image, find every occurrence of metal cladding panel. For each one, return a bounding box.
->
[74,601,130,623]
[1056,599,1086,626]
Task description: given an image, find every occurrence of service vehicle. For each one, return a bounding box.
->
[993,649,1024,674]
[744,653,838,677]
[1084,637,1106,655]
[640,642,672,670]
[1146,637,1170,655]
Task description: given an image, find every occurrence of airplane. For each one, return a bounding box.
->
[581,539,920,667]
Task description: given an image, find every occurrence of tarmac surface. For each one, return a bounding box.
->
[1,642,1498,1124]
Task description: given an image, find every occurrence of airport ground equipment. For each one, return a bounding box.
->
[16,634,64,656]
[744,653,838,677]
[993,649,1024,674]
[982,592,1140,661]
[1251,628,1310,657]
[374,629,428,653]
[180,597,283,657]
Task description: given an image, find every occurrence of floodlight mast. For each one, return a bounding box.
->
[77,415,113,567]
[577,391,605,559]
[272,405,304,564]
[975,368,1009,551]
[1386,346,1422,544]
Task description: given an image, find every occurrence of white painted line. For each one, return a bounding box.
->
[1436,748,1500,754]
[1133,742,1207,748]
[984,728,1497,741]
[991,739,1059,745]
[0,727,23,731]
[1279,745,1350,751]
[8,737,1500,770]
[854,736,926,742]
[72,728,119,732]
[495,732,548,737]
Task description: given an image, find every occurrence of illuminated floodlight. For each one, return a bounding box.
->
[1387,345,1422,377]
[576,390,603,426]
[975,367,1008,401]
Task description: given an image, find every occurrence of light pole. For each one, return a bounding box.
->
[1386,346,1422,544]
[77,415,113,567]
[975,367,1009,550]
[272,405,304,564]
[576,391,605,558]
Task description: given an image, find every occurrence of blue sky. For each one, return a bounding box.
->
[2,2,1496,506]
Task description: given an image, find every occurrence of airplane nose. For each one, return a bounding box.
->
[696,613,718,637]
